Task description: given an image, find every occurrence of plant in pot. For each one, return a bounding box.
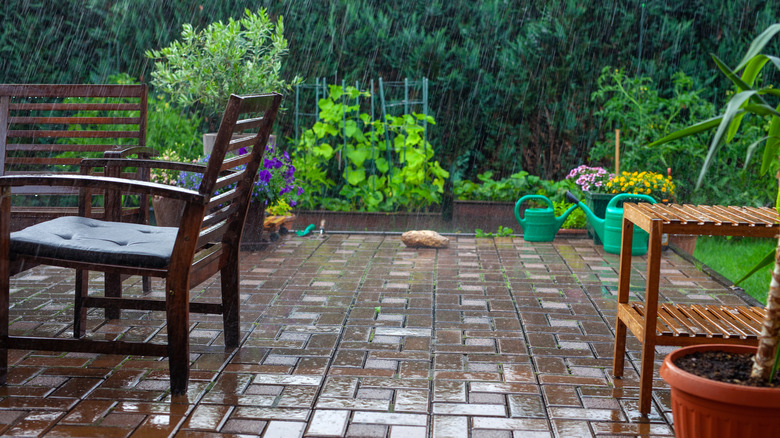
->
[566,165,613,243]
[649,23,780,437]
[177,144,303,244]
[145,8,301,153]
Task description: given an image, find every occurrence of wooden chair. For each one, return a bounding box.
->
[0,92,282,395]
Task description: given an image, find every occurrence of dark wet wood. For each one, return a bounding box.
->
[0,84,153,231]
[0,92,282,395]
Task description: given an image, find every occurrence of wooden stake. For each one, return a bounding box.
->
[615,129,620,174]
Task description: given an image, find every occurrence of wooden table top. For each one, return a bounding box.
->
[622,202,780,237]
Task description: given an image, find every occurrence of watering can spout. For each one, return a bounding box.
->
[554,202,579,230]
[566,191,606,242]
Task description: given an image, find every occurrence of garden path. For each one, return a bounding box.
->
[1,233,752,437]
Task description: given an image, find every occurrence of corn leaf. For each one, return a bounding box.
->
[762,116,780,175]
[697,90,757,189]
[745,136,769,170]
[647,116,722,147]
[735,248,775,285]
[734,23,780,71]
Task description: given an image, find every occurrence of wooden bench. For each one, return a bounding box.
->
[612,202,780,415]
[0,84,155,231]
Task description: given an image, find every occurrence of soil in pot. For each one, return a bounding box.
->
[675,350,780,387]
[661,344,780,438]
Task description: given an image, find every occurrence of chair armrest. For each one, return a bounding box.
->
[81,158,207,175]
[0,175,205,204]
[103,147,160,159]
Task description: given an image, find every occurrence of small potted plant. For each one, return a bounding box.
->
[145,8,301,153]
[650,23,780,437]
[177,143,303,245]
[566,165,614,243]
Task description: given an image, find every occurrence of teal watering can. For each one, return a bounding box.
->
[566,191,656,255]
[514,195,578,242]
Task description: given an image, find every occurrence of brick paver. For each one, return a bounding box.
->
[0,232,753,437]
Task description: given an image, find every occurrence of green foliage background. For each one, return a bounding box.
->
[2,0,777,194]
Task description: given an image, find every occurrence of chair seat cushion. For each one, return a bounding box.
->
[10,216,177,269]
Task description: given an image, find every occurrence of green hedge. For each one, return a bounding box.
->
[2,0,777,191]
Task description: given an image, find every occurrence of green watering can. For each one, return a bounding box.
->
[514,195,578,242]
[566,191,656,255]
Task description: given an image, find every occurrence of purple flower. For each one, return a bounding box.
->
[238,147,248,155]
[285,165,295,180]
[258,170,272,183]
[264,156,283,169]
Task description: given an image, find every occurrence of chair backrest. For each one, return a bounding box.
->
[0,84,149,198]
[191,93,282,257]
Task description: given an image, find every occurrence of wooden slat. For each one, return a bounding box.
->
[9,103,140,111]
[6,144,121,152]
[678,305,724,337]
[83,296,223,314]
[234,116,265,131]
[618,303,647,342]
[724,206,773,225]
[655,305,689,336]
[9,116,140,125]
[5,336,168,357]
[6,157,82,165]
[662,303,707,336]
[710,205,755,225]
[695,205,744,225]
[679,204,719,225]
[719,306,763,333]
[8,130,139,139]
[0,84,145,98]
[704,305,753,338]
[642,204,680,224]
[742,206,780,224]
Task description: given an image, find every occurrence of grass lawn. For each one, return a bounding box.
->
[693,236,776,305]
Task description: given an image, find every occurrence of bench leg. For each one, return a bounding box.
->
[221,252,241,349]
[105,273,122,320]
[74,270,88,338]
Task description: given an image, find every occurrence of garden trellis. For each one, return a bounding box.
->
[293,77,430,189]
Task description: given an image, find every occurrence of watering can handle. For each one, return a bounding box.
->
[516,195,554,209]
[607,193,657,209]
[514,195,554,222]
[565,191,581,204]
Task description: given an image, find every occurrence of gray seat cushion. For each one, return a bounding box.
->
[11,216,177,269]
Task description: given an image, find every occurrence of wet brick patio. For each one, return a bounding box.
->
[1,233,756,437]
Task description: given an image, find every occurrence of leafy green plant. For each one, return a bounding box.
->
[69,73,203,161]
[475,226,513,238]
[293,85,449,212]
[454,171,579,204]
[590,67,769,204]
[145,8,300,125]
[650,24,780,382]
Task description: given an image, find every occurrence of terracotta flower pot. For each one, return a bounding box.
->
[660,344,780,438]
[152,195,184,227]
